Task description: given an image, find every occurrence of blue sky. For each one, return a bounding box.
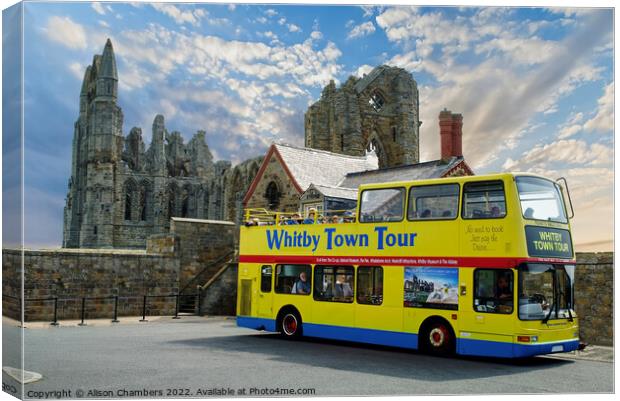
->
[6,2,614,249]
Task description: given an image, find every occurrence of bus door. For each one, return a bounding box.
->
[459,268,516,355]
[257,265,274,318]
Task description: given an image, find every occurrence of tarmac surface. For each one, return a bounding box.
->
[2,316,615,398]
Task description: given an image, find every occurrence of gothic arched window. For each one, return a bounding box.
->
[203,190,210,219]
[125,192,132,221]
[265,181,281,210]
[139,189,147,221]
[168,196,175,221]
[123,180,138,221]
[181,196,189,218]
[369,91,385,112]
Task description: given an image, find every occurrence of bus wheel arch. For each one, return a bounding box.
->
[276,305,303,338]
[418,316,456,356]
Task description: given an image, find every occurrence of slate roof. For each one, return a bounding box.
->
[304,183,358,200]
[274,143,378,191]
[339,157,466,189]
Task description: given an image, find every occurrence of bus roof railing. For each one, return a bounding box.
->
[243,208,356,226]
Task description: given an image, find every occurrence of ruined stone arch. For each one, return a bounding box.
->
[366,130,388,169]
[226,169,245,223]
[123,178,139,221]
[201,185,210,219]
[247,160,261,187]
[139,179,153,222]
[166,182,179,221]
[180,183,193,218]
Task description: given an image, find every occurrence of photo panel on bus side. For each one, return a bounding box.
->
[403,267,459,310]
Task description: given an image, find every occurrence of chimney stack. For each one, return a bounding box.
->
[439,108,463,160]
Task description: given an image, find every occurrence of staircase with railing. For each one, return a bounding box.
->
[177,250,237,315]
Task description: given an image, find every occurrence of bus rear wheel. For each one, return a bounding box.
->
[422,321,455,356]
[278,310,302,338]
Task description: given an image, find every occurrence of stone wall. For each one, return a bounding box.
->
[200,264,238,316]
[170,218,237,290]
[575,252,613,346]
[2,248,179,321]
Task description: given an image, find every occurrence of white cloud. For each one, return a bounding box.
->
[68,62,84,80]
[44,16,87,50]
[288,24,301,33]
[98,20,110,28]
[228,4,236,11]
[556,83,613,139]
[92,2,106,15]
[361,6,374,17]
[583,82,613,133]
[255,16,267,24]
[278,17,286,25]
[475,35,560,65]
[502,139,612,170]
[151,3,206,27]
[265,9,278,17]
[355,64,374,77]
[347,21,376,40]
[310,31,323,40]
[376,7,475,52]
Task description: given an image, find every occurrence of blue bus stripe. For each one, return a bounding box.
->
[236,316,579,358]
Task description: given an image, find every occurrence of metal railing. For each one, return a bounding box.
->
[2,292,201,326]
[243,208,356,225]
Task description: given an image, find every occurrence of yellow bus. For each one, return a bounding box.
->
[236,173,580,358]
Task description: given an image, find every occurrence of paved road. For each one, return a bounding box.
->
[2,317,614,398]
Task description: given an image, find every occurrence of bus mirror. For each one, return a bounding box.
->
[556,177,575,219]
[460,285,467,296]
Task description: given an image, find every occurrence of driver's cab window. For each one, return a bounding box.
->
[474,269,514,314]
[260,265,272,293]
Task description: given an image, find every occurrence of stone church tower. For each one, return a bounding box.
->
[304,65,420,168]
[63,39,260,249]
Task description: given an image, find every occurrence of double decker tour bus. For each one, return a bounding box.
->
[236,173,579,358]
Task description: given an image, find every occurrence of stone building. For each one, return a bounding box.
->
[62,39,261,249]
[244,109,473,215]
[304,65,421,168]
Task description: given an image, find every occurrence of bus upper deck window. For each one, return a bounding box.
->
[360,187,405,223]
[463,181,506,219]
[408,184,459,220]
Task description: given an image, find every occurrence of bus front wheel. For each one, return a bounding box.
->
[277,309,302,338]
[421,319,455,356]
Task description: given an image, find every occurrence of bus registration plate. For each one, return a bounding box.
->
[551,345,564,353]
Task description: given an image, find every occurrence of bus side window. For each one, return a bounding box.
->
[408,184,459,221]
[473,269,514,314]
[359,188,405,223]
[314,265,354,303]
[462,181,507,219]
[260,265,272,293]
[275,264,312,295]
[357,266,383,305]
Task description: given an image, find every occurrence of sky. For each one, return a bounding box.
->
[3,1,614,249]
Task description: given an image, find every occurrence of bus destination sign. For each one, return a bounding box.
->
[525,226,573,259]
